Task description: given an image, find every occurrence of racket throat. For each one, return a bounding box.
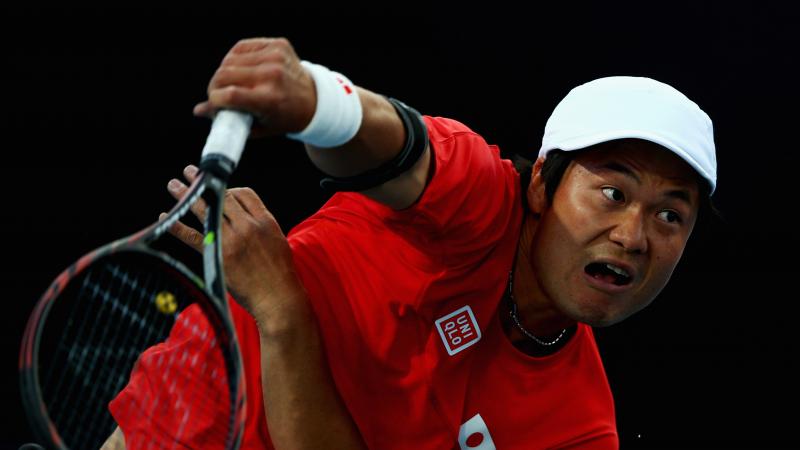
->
[199,155,237,182]
[201,178,229,302]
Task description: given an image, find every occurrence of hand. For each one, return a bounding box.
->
[194,37,317,138]
[163,165,308,332]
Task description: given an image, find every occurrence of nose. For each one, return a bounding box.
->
[609,207,648,254]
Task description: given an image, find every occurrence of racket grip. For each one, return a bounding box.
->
[201,110,253,168]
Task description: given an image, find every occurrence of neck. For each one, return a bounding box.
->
[507,213,576,339]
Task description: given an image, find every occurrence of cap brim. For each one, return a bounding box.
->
[541,129,716,194]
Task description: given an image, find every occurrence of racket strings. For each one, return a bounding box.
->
[46,266,115,426]
[39,258,239,449]
[73,268,164,450]
[46,264,165,448]
[115,307,236,449]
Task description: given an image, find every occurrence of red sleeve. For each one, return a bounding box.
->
[108,304,232,449]
[405,116,520,263]
[284,117,524,446]
[109,298,273,450]
[293,116,521,267]
[286,116,521,313]
[107,118,518,449]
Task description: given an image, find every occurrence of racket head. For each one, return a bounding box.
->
[20,246,245,450]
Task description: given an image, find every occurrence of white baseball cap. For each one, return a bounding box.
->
[539,76,717,194]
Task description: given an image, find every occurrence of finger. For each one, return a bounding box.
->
[160,213,203,253]
[193,101,213,118]
[183,165,199,183]
[230,188,286,237]
[229,37,283,55]
[209,65,261,91]
[221,49,285,69]
[207,85,275,117]
[221,189,250,231]
[210,63,284,91]
[167,178,208,222]
[196,96,267,130]
[230,187,271,220]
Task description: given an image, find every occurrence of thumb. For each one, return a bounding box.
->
[193,101,214,118]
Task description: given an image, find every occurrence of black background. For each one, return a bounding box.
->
[2,3,799,448]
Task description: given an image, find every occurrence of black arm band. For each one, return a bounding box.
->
[319,97,429,192]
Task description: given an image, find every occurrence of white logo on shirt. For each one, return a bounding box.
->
[435,305,481,356]
[458,413,496,450]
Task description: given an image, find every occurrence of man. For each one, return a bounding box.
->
[109,37,716,449]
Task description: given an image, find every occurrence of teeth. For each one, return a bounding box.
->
[605,263,629,278]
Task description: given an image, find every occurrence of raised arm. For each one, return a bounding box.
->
[194,37,431,210]
[187,37,404,450]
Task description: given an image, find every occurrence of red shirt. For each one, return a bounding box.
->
[111,116,618,449]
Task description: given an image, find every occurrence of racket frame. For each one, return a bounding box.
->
[20,111,251,450]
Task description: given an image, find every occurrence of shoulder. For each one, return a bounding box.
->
[424,115,480,138]
[423,115,507,173]
[424,116,493,153]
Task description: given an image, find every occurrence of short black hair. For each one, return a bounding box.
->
[513,149,575,210]
[513,146,719,221]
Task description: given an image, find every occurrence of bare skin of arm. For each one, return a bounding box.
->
[100,181,364,450]
[193,37,431,210]
[109,37,425,449]
[99,426,125,450]
[163,172,367,450]
[302,86,432,210]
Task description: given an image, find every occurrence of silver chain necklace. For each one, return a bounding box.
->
[506,270,567,347]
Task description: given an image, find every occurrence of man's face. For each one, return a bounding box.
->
[529,140,701,327]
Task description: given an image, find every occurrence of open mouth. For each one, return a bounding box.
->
[584,262,633,286]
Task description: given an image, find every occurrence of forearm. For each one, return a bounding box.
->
[305,87,431,209]
[196,38,429,209]
[305,87,404,177]
[100,427,126,449]
[257,288,367,450]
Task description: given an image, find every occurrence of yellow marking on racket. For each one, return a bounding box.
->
[204,231,216,245]
[155,291,178,315]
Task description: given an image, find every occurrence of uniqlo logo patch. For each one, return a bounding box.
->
[458,414,496,450]
[435,305,481,356]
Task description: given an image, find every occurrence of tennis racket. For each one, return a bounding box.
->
[19,110,253,450]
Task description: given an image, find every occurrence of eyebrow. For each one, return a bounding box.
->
[603,162,641,183]
[601,162,695,206]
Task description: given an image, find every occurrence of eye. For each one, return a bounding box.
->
[657,210,682,224]
[601,187,625,202]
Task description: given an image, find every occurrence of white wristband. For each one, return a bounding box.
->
[287,61,363,148]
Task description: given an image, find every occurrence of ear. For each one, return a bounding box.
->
[527,156,548,215]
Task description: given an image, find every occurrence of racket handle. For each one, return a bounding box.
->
[201,110,253,169]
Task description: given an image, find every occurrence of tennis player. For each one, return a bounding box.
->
[109,37,717,449]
